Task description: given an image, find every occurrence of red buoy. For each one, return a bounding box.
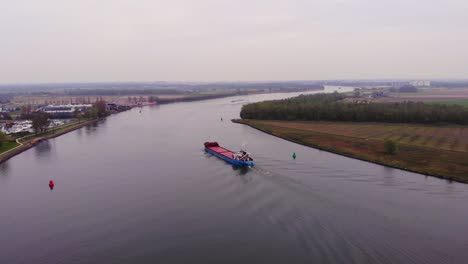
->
[49,180,54,190]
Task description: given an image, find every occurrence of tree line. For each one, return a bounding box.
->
[240,92,468,125]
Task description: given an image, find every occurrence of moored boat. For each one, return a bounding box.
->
[204,142,254,167]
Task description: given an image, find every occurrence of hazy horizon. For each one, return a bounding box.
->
[1,0,467,83]
[2,79,468,87]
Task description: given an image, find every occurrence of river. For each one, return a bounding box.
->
[1,89,468,264]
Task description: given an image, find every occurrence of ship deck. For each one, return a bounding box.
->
[207,146,234,158]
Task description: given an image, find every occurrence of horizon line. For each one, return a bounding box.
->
[1,78,468,86]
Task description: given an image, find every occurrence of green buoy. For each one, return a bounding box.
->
[292,152,296,159]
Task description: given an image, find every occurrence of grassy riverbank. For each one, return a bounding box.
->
[233,119,468,183]
[17,119,98,143]
[0,119,99,163]
[0,141,20,153]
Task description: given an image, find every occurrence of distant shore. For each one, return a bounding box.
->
[156,92,245,104]
[155,89,323,104]
[233,119,468,184]
[9,88,323,107]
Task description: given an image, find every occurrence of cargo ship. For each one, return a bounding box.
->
[204,142,254,167]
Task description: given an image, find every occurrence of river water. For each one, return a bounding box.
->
[1,90,468,264]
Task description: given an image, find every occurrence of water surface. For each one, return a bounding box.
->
[1,90,468,264]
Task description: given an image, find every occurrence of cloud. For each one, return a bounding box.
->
[0,0,467,82]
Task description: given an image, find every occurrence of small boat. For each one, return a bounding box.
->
[204,142,254,167]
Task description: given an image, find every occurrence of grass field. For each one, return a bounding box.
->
[235,119,468,183]
[426,99,468,107]
[250,121,468,152]
[369,87,468,103]
[0,141,20,154]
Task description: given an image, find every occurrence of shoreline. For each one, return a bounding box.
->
[0,119,99,164]
[232,119,468,184]
[0,90,321,165]
[155,88,322,104]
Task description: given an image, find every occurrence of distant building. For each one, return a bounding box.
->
[106,103,118,111]
[409,80,431,87]
[37,104,92,118]
[0,107,18,112]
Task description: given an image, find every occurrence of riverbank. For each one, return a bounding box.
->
[233,119,468,183]
[0,119,99,164]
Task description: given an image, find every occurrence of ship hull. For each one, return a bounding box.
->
[204,143,254,167]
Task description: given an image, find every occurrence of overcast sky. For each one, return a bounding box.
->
[1,0,467,83]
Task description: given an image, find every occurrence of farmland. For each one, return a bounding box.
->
[234,119,468,183]
[371,87,468,103]
[426,99,468,108]
[252,120,468,152]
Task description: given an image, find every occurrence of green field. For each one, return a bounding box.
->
[234,119,468,183]
[427,100,468,107]
[0,141,20,154]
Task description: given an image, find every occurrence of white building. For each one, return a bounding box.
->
[409,80,431,87]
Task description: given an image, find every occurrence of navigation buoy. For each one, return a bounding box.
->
[221,117,223,121]
[292,152,296,159]
[49,180,54,190]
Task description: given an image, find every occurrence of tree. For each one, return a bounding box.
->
[240,92,468,125]
[148,96,158,103]
[21,104,32,115]
[93,99,108,117]
[83,108,98,119]
[384,139,398,155]
[0,131,8,147]
[31,112,50,134]
[74,108,81,120]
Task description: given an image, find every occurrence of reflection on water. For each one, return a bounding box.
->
[232,165,249,175]
[84,120,103,135]
[0,162,9,178]
[34,140,52,158]
[76,126,83,137]
[231,166,253,184]
[382,166,396,186]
